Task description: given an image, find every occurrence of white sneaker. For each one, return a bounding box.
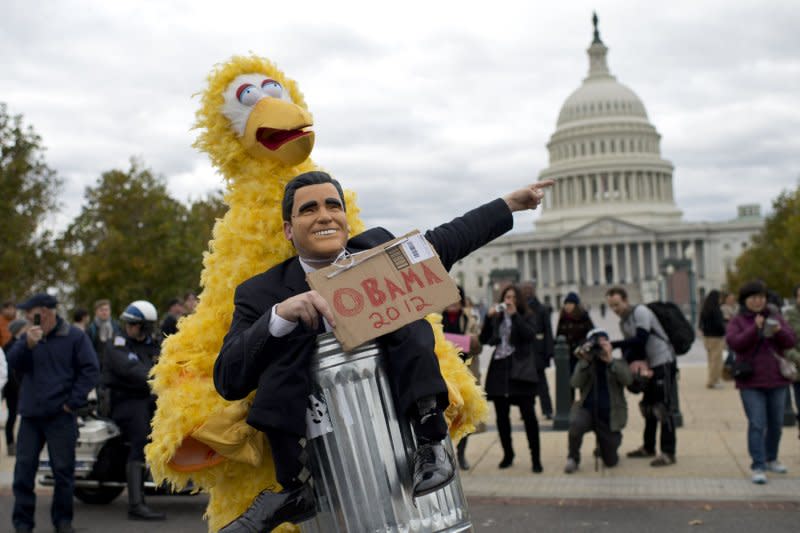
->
[766,461,788,474]
[751,469,767,484]
[564,458,578,474]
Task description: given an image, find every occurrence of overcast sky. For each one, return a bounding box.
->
[2,0,799,236]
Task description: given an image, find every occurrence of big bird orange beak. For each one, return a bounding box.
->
[242,98,315,166]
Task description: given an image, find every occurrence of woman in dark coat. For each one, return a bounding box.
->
[480,284,542,473]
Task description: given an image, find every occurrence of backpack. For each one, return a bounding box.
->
[641,302,695,356]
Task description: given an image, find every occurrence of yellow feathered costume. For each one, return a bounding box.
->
[145,55,488,533]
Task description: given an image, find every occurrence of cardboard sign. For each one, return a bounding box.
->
[307,231,459,351]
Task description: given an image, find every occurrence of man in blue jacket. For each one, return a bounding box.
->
[6,293,99,533]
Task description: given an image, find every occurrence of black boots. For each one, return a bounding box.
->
[456,438,470,470]
[218,482,316,533]
[498,451,514,469]
[498,424,514,468]
[412,441,455,497]
[126,462,166,521]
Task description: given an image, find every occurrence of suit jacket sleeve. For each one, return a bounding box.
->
[424,198,513,271]
[214,281,280,401]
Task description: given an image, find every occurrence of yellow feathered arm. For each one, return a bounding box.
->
[145,55,487,533]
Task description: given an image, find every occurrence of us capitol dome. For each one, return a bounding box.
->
[536,16,682,232]
[453,14,764,312]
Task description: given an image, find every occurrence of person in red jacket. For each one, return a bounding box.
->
[726,281,796,485]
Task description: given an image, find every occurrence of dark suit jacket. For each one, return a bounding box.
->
[214,198,512,435]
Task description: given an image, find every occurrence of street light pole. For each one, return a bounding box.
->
[684,244,697,327]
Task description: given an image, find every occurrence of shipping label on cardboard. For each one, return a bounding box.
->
[306,231,459,351]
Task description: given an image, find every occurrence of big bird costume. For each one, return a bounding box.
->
[145,55,488,533]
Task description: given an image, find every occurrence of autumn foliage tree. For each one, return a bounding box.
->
[0,103,63,301]
[61,159,225,313]
[727,185,800,298]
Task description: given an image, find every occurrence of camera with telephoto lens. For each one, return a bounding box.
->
[575,328,609,361]
[495,303,507,313]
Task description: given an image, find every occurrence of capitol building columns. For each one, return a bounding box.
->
[509,237,711,304]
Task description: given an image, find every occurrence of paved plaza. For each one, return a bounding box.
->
[2,311,799,504]
[457,309,800,502]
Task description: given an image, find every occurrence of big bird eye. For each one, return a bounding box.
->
[261,79,283,98]
[236,84,262,106]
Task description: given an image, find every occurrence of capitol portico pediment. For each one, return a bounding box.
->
[563,217,650,239]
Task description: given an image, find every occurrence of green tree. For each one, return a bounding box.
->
[184,190,226,288]
[0,103,64,301]
[727,186,800,297]
[61,159,224,313]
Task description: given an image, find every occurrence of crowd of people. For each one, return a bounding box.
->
[0,292,198,532]
[448,279,799,485]
[2,270,799,531]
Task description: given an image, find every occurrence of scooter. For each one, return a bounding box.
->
[36,391,190,504]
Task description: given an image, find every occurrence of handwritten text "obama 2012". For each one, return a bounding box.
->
[332,263,444,329]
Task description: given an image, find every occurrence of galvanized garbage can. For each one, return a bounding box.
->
[300,332,472,533]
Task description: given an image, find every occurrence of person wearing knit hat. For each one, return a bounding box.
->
[727,280,796,484]
[556,292,595,388]
[737,280,767,307]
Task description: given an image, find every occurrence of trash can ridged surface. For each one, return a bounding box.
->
[300,332,472,533]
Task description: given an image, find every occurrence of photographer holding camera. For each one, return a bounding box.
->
[564,328,632,473]
[606,287,678,468]
[6,293,99,533]
[726,281,796,484]
[480,284,543,473]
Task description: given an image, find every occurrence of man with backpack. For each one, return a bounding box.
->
[606,287,679,467]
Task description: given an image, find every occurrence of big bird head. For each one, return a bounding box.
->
[194,55,316,183]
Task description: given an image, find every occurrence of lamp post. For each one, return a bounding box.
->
[665,264,675,302]
[684,245,697,327]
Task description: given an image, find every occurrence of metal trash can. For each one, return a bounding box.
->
[300,332,472,533]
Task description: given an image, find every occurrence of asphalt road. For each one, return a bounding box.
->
[1,493,798,532]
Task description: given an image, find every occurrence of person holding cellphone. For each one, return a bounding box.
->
[6,293,99,533]
[479,284,543,473]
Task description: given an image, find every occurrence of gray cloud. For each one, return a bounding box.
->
[1,0,798,238]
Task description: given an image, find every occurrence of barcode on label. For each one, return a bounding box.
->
[401,234,434,264]
[407,240,420,259]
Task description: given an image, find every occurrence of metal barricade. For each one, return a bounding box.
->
[300,332,472,533]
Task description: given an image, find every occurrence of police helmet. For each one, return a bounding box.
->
[120,300,158,324]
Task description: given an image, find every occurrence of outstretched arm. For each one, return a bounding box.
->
[425,180,554,270]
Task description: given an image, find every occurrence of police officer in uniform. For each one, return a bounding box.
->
[102,300,165,521]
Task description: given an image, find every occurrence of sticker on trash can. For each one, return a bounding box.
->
[306,392,334,439]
